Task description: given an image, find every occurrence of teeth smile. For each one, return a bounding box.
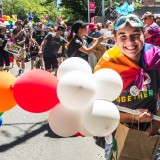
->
[125,46,136,50]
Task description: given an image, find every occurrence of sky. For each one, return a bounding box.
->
[57,0,61,5]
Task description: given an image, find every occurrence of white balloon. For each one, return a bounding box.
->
[93,68,123,101]
[57,71,97,110]
[79,111,93,136]
[57,57,92,79]
[83,100,120,137]
[48,103,82,137]
[79,126,93,137]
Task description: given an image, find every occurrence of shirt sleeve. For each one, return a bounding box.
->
[12,29,16,35]
[60,37,67,45]
[147,25,160,35]
[74,38,83,49]
[85,35,93,45]
[45,33,52,42]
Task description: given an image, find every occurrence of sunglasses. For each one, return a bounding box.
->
[114,14,143,31]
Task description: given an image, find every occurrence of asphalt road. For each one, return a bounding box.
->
[0,60,105,160]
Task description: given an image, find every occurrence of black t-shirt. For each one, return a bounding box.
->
[12,29,26,47]
[89,31,102,38]
[113,70,160,130]
[32,29,48,46]
[43,33,67,57]
[25,35,31,46]
[68,35,93,61]
[0,34,7,53]
[30,44,39,57]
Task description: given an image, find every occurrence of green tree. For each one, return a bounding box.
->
[2,0,60,22]
[60,0,141,22]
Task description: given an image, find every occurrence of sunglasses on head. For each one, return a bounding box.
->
[114,14,143,31]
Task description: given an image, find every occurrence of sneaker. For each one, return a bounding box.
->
[17,69,23,76]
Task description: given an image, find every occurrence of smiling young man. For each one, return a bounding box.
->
[94,14,160,160]
[114,23,144,65]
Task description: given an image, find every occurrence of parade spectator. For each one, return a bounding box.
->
[142,12,160,48]
[0,23,10,72]
[32,22,48,69]
[156,16,160,27]
[67,21,104,61]
[56,25,68,66]
[28,38,39,69]
[94,13,160,160]
[32,22,48,46]
[24,28,31,62]
[87,23,103,70]
[39,25,67,75]
[88,23,101,38]
[11,19,26,76]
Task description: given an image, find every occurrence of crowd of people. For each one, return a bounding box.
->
[0,10,160,159]
[0,15,115,75]
[0,11,160,76]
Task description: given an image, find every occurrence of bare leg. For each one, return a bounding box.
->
[0,67,3,71]
[46,69,52,72]
[21,58,25,70]
[31,60,34,69]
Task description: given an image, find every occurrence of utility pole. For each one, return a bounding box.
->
[88,0,90,23]
[110,0,113,8]
[0,0,2,18]
[102,0,105,17]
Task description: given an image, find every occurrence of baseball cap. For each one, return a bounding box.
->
[88,23,98,31]
[142,12,154,19]
[71,21,89,33]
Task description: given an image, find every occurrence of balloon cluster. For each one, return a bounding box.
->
[48,57,123,137]
[26,13,34,21]
[0,58,123,138]
[1,15,16,28]
[26,13,36,27]
[57,16,70,25]
[0,69,60,126]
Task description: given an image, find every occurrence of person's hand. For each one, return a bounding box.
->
[135,109,153,123]
[17,53,21,57]
[18,30,24,35]
[98,37,104,44]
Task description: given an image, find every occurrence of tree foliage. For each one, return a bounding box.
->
[60,0,142,22]
[60,0,101,22]
[2,0,60,22]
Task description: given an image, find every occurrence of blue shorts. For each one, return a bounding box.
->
[31,56,37,61]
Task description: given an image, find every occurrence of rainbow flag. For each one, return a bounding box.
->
[94,43,160,91]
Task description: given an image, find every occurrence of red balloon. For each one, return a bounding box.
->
[74,132,85,137]
[13,69,59,113]
[0,18,4,23]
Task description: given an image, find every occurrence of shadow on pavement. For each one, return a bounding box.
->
[0,121,63,152]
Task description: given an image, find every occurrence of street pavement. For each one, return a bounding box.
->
[0,60,105,160]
